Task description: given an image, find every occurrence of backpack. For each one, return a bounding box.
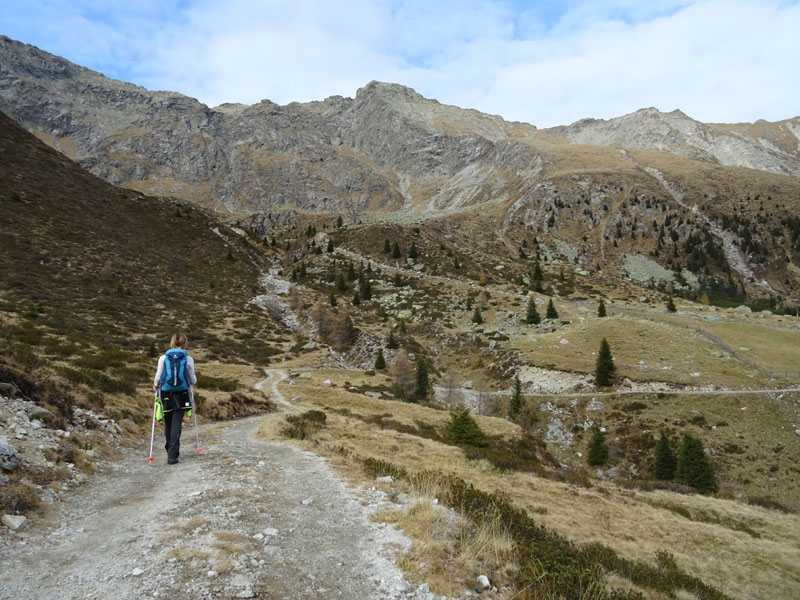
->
[160,349,189,392]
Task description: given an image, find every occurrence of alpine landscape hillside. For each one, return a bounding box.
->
[1,35,800,600]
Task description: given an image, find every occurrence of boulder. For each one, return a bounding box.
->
[0,440,21,472]
[1,514,27,530]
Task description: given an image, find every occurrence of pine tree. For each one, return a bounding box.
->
[299,262,307,278]
[675,433,717,493]
[336,215,343,228]
[444,405,488,447]
[374,348,386,370]
[393,272,404,287]
[408,241,418,259]
[666,296,677,312]
[359,276,372,301]
[336,273,347,292]
[386,330,399,349]
[508,376,523,421]
[587,425,609,466]
[327,239,334,253]
[472,305,483,324]
[525,297,540,325]
[347,262,357,281]
[352,291,361,306]
[412,357,431,403]
[383,238,391,254]
[597,299,606,318]
[654,431,677,480]
[392,242,401,259]
[546,299,558,319]
[595,338,616,387]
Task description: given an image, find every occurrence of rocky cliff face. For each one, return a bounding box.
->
[548,107,800,177]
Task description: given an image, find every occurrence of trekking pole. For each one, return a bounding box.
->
[191,387,202,453]
[146,398,156,462]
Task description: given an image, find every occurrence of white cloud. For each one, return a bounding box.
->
[2,0,798,127]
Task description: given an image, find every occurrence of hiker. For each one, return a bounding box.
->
[152,332,197,464]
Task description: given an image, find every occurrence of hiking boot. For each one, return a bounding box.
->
[167,458,179,465]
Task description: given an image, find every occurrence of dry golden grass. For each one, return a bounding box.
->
[254,373,800,600]
[166,545,211,562]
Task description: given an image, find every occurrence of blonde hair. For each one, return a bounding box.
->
[170,332,188,349]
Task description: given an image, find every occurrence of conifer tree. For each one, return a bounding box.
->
[383,238,391,254]
[352,291,361,305]
[472,305,483,324]
[393,272,404,287]
[654,431,677,480]
[299,262,307,278]
[598,299,607,318]
[666,296,677,312]
[386,330,399,349]
[336,215,343,228]
[595,338,616,387]
[675,433,717,493]
[508,376,523,421]
[374,348,386,370]
[409,241,418,259]
[359,276,372,301]
[392,242,401,259]
[336,273,347,292]
[444,404,488,447]
[412,357,431,403]
[546,299,558,319]
[347,262,357,281]
[525,297,540,325]
[587,425,609,466]
[327,239,334,253]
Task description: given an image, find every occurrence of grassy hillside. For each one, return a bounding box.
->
[0,111,282,427]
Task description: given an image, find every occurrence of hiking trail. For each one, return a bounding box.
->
[0,371,447,600]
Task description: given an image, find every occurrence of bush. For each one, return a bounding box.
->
[443,404,487,447]
[675,433,717,494]
[281,410,327,440]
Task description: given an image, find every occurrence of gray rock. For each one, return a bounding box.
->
[586,399,605,411]
[1,514,27,530]
[131,568,144,577]
[0,441,21,472]
[734,305,752,313]
[301,341,317,350]
[364,391,382,399]
[299,372,313,379]
[795,429,800,437]
[476,575,491,590]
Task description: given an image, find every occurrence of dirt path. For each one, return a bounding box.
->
[0,385,444,600]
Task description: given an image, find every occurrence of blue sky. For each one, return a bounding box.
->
[2,0,798,127]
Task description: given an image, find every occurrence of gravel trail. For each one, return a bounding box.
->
[0,396,444,599]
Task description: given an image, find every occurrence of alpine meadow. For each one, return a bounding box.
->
[1,33,800,600]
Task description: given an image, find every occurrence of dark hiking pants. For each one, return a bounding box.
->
[163,408,185,461]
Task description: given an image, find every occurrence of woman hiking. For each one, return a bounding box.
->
[152,332,197,464]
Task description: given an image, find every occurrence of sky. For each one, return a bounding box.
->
[2,0,798,128]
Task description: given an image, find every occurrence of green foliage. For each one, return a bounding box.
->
[383,238,391,253]
[336,273,348,291]
[465,295,473,310]
[147,342,158,358]
[359,274,372,300]
[412,357,431,403]
[654,431,677,480]
[347,262,357,281]
[386,330,399,349]
[525,296,540,325]
[352,291,361,306]
[597,299,606,317]
[336,215,343,228]
[282,410,327,440]
[226,248,234,261]
[374,348,386,370]
[392,241,401,259]
[666,296,677,312]
[196,374,239,391]
[398,320,407,334]
[326,239,334,253]
[545,299,558,319]
[675,433,717,494]
[408,241,418,259]
[508,376,523,421]
[444,404,488,447]
[393,272,404,287]
[595,338,616,387]
[23,302,42,319]
[471,305,483,324]
[586,426,609,466]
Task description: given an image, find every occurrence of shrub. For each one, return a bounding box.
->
[594,338,616,387]
[597,299,606,317]
[281,410,327,440]
[444,405,487,447]
[374,348,386,370]
[471,305,483,324]
[654,431,677,480]
[586,426,609,466]
[675,433,717,494]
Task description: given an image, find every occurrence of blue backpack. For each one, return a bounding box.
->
[160,349,189,392]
